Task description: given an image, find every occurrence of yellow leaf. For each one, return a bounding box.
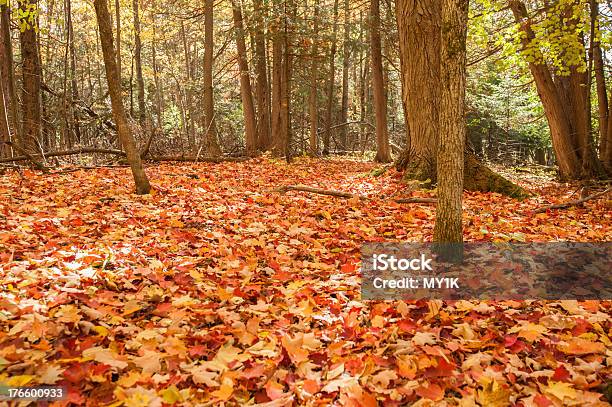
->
[93,326,109,337]
[213,377,234,401]
[543,381,577,402]
[160,386,183,404]
[5,375,34,386]
[477,380,510,407]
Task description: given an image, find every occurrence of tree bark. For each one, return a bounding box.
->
[395,0,440,181]
[253,0,271,150]
[509,0,596,180]
[0,2,18,145]
[93,0,151,194]
[434,0,469,245]
[202,0,222,156]
[133,0,146,126]
[18,0,43,155]
[114,0,121,79]
[232,0,258,156]
[271,0,284,157]
[308,0,319,156]
[590,0,608,166]
[339,0,350,150]
[370,0,391,163]
[323,0,339,155]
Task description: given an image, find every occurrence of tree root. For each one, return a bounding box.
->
[532,187,611,214]
[274,184,437,204]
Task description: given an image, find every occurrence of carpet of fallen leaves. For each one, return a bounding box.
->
[0,157,611,406]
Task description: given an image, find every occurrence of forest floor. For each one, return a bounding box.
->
[0,157,611,406]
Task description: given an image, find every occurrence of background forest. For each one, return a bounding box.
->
[1,0,611,176]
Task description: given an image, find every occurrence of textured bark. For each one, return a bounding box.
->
[232,0,258,156]
[180,21,194,147]
[270,0,284,157]
[308,0,319,156]
[370,0,391,163]
[590,0,608,163]
[0,2,15,156]
[0,2,17,143]
[323,0,339,155]
[339,0,350,150]
[434,0,469,245]
[395,0,440,181]
[67,0,81,144]
[253,0,271,150]
[395,0,526,198]
[18,0,43,154]
[202,0,221,156]
[94,0,151,194]
[133,0,146,126]
[114,0,121,78]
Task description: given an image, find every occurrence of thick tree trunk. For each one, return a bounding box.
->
[395,0,440,181]
[202,0,222,156]
[232,0,258,156]
[94,0,151,194]
[323,0,339,155]
[308,0,320,155]
[370,0,391,163]
[339,0,350,150]
[509,0,599,180]
[434,0,469,245]
[0,68,9,157]
[395,0,526,198]
[253,0,271,151]
[18,0,43,154]
[133,0,146,126]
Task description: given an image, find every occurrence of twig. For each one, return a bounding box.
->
[533,187,611,214]
[274,184,437,204]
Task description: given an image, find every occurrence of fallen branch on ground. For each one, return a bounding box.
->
[0,147,126,163]
[150,155,251,163]
[274,184,437,204]
[533,187,611,214]
[0,141,48,171]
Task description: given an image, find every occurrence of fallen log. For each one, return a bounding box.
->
[0,147,126,163]
[274,184,437,204]
[150,155,251,163]
[533,187,611,214]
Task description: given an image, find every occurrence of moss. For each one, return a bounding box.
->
[396,151,530,199]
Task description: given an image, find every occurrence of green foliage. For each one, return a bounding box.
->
[15,0,38,32]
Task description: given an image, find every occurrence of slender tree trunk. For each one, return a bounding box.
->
[323,0,339,155]
[281,0,293,162]
[202,0,222,156]
[18,0,42,154]
[590,0,608,162]
[67,0,81,144]
[0,67,9,157]
[94,0,151,194]
[232,0,258,156]
[339,0,350,151]
[253,0,271,150]
[309,0,319,155]
[133,0,146,126]
[370,0,391,162]
[151,3,163,129]
[180,21,194,148]
[115,0,121,79]
[434,0,469,246]
[0,0,18,150]
[271,0,284,156]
